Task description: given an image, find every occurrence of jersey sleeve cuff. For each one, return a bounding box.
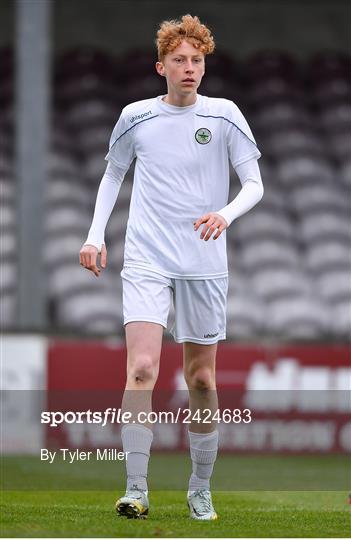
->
[232,149,261,168]
[216,208,232,227]
[84,236,105,252]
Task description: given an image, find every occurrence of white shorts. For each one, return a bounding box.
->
[121,267,228,345]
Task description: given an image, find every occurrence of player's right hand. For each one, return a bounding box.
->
[79,244,107,277]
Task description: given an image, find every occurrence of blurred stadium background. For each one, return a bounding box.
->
[1,0,350,459]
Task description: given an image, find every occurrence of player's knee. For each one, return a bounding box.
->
[187,366,215,391]
[128,354,158,383]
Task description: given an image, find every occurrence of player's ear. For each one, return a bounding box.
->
[156,61,166,77]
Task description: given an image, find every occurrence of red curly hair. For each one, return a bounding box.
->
[156,14,215,61]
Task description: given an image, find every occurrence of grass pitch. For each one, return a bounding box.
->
[1,490,350,538]
[1,454,350,537]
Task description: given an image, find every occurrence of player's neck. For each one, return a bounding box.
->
[163,90,197,107]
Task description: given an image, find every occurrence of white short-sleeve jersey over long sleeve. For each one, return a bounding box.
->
[95,94,262,279]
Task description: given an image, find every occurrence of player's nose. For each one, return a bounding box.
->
[185,61,194,73]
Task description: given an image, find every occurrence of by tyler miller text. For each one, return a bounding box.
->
[40,448,129,464]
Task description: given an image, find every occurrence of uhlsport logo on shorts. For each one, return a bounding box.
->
[195,128,212,144]
[204,332,219,339]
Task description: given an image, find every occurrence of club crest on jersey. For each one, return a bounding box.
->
[195,128,212,145]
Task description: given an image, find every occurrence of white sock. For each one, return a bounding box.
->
[188,430,218,492]
[121,424,153,492]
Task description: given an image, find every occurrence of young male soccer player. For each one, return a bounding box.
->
[80,14,263,520]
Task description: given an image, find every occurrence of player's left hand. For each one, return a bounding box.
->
[194,212,228,241]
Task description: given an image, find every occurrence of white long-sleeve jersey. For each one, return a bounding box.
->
[85,94,263,279]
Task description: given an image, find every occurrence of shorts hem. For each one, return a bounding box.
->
[172,333,226,345]
[124,317,168,329]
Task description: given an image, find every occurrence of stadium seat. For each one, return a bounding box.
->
[0,47,13,108]
[328,129,351,162]
[44,234,87,269]
[0,232,16,260]
[240,240,301,272]
[250,158,275,182]
[82,316,122,335]
[332,300,351,338]
[55,47,117,104]
[250,181,287,213]
[276,155,334,188]
[320,103,351,132]
[0,261,17,293]
[298,213,351,244]
[227,266,251,295]
[122,49,159,79]
[246,50,298,80]
[267,296,330,339]
[205,50,238,79]
[122,74,165,104]
[0,204,15,231]
[311,77,351,107]
[234,209,295,244]
[56,74,117,107]
[0,292,16,329]
[44,206,91,236]
[45,179,90,208]
[48,263,116,300]
[264,128,325,159]
[56,47,116,80]
[226,293,266,339]
[253,102,312,131]
[251,268,312,302]
[200,75,239,100]
[0,179,15,205]
[0,130,12,159]
[0,107,14,136]
[45,179,93,211]
[316,270,351,304]
[304,241,351,273]
[308,51,351,81]
[248,77,304,108]
[56,290,123,334]
[48,150,78,178]
[340,159,351,188]
[77,124,113,156]
[84,153,108,185]
[67,99,119,130]
[290,184,348,215]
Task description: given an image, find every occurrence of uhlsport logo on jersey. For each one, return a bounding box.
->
[130,110,152,123]
[195,128,212,144]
